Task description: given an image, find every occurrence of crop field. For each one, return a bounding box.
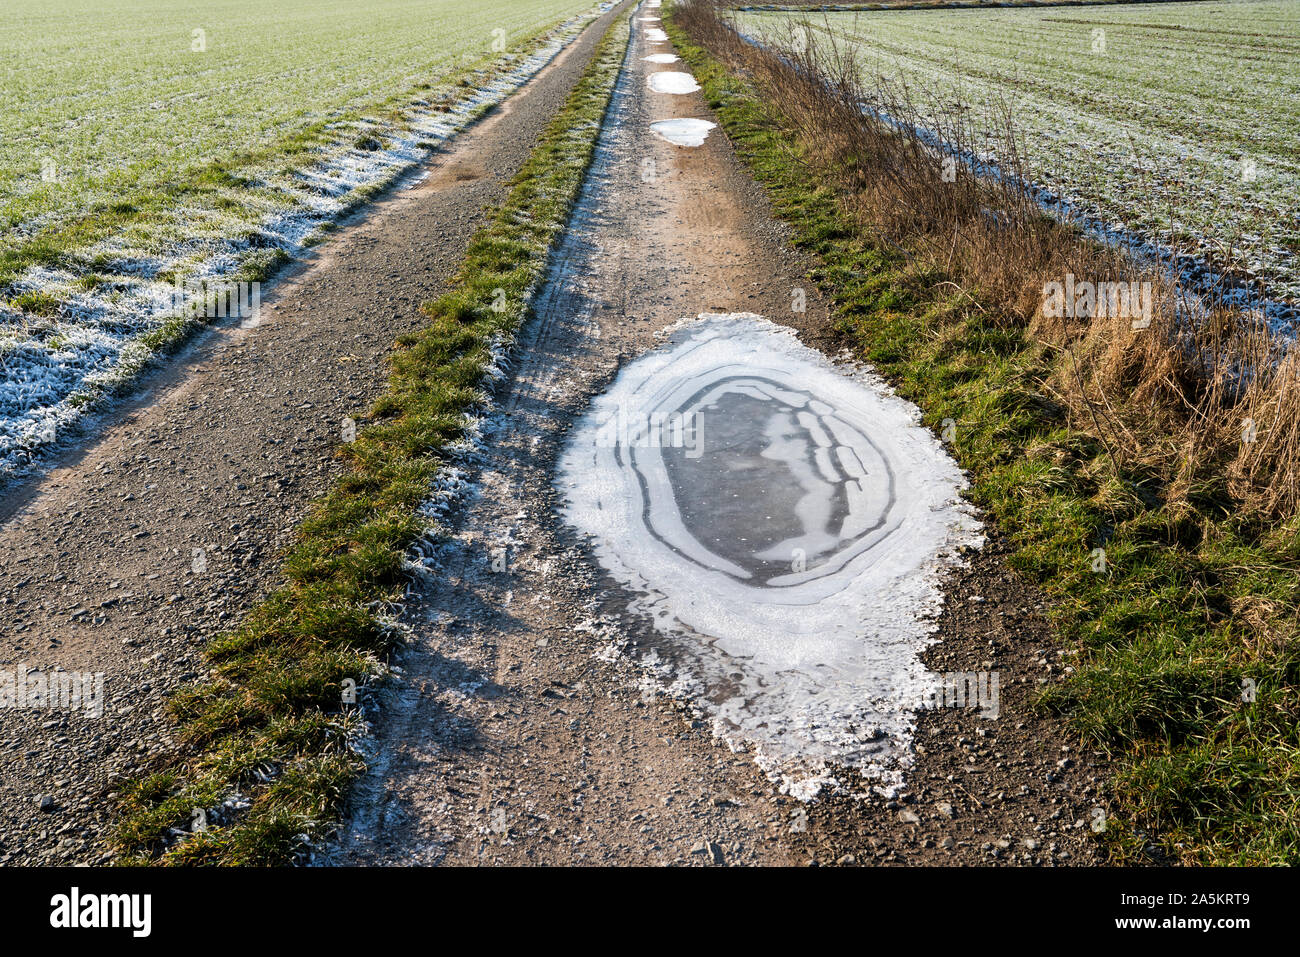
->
[0,0,603,475]
[734,0,1300,319]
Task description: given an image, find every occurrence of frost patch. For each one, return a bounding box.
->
[646,71,700,95]
[650,118,716,147]
[557,313,983,795]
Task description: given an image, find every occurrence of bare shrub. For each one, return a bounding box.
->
[674,0,1296,519]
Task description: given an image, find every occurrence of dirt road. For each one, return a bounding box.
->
[329,6,1106,866]
[0,1,632,865]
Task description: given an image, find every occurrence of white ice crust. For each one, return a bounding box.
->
[558,314,983,796]
[650,118,717,147]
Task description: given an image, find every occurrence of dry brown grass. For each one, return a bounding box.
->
[676,0,1300,521]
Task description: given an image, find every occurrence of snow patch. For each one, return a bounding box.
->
[650,118,717,147]
[646,71,700,95]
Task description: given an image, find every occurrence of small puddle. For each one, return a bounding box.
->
[642,53,679,64]
[650,118,716,147]
[645,28,668,43]
[557,314,982,795]
[647,71,700,95]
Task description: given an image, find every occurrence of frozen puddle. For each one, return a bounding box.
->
[647,71,700,95]
[645,28,668,43]
[642,53,679,64]
[650,118,716,147]
[558,314,982,796]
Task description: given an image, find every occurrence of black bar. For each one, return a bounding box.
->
[0,866,1276,944]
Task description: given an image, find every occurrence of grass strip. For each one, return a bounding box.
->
[113,8,632,866]
[666,2,1300,865]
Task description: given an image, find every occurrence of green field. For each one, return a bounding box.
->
[1,0,599,273]
[0,0,601,473]
[735,0,1300,310]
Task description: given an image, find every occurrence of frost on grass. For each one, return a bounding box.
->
[0,1,615,480]
[738,0,1300,321]
[737,0,1300,327]
[557,314,983,796]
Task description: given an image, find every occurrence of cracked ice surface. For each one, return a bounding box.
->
[558,314,984,796]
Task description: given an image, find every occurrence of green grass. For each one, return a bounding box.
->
[1,0,600,288]
[113,8,632,866]
[667,2,1300,865]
